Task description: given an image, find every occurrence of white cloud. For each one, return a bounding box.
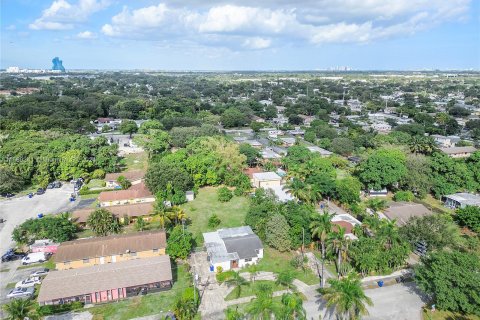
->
[243,37,272,49]
[30,0,110,30]
[100,1,471,49]
[77,30,96,39]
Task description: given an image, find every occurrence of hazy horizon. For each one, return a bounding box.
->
[2,0,479,70]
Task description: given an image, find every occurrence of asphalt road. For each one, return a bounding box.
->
[0,184,78,254]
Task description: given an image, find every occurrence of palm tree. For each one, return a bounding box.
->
[284,178,309,203]
[226,307,244,320]
[173,297,198,320]
[276,270,295,292]
[409,136,437,155]
[249,263,260,283]
[320,273,373,320]
[310,211,333,287]
[169,206,187,225]
[2,299,36,320]
[246,283,280,319]
[154,201,171,230]
[328,227,351,276]
[279,293,307,320]
[226,271,249,299]
[377,219,400,249]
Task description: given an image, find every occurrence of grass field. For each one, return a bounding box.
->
[180,187,250,245]
[225,280,286,301]
[86,179,106,188]
[90,264,192,320]
[122,152,148,171]
[423,309,480,320]
[415,195,453,215]
[245,248,320,285]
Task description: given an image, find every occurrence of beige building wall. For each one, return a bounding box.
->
[56,248,166,270]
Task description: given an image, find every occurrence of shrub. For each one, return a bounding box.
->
[455,206,480,233]
[217,187,233,202]
[216,270,236,282]
[208,214,221,228]
[394,190,415,202]
[91,169,106,179]
[37,302,84,316]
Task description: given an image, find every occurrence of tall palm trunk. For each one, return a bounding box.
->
[321,241,326,288]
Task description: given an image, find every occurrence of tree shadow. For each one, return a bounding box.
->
[402,281,431,304]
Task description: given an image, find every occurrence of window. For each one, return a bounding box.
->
[245,258,252,262]
[153,248,158,253]
[130,252,137,257]
[83,258,90,264]
[64,261,70,266]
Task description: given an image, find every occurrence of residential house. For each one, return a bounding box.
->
[105,170,145,188]
[443,193,480,209]
[261,148,282,160]
[54,230,166,270]
[203,226,263,272]
[383,202,432,226]
[30,240,59,254]
[440,146,477,158]
[252,172,282,189]
[98,181,154,207]
[306,146,332,157]
[297,115,315,127]
[431,135,461,148]
[38,255,172,305]
[279,137,296,147]
[72,202,154,225]
[331,214,361,240]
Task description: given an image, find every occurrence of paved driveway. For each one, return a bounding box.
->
[0,184,77,253]
[304,282,426,320]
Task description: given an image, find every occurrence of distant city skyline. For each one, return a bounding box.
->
[1,0,479,70]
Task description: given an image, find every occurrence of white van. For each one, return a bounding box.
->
[21,252,47,265]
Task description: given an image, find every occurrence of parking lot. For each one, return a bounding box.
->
[0,259,48,305]
[0,183,77,254]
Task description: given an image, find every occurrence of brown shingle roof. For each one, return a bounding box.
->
[332,221,354,234]
[384,202,432,226]
[72,203,154,223]
[38,255,172,303]
[105,170,145,182]
[54,230,166,263]
[98,181,152,202]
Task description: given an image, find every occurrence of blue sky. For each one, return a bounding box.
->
[1,0,479,70]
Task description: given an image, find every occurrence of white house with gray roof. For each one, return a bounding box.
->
[203,226,263,272]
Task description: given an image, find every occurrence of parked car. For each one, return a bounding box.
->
[36,188,45,195]
[7,287,34,299]
[21,252,47,265]
[29,268,49,278]
[53,181,62,188]
[1,193,15,198]
[46,183,54,189]
[1,249,26,262]
[15,277,42,288]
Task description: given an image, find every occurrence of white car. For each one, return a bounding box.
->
[29,268,49,278]
[7,287,34,299]
[15,277,41,288]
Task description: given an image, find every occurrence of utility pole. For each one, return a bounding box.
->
[301,228,305,260]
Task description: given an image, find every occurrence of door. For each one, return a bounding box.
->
[231,260,239,269]
[111,255,116,263]
[100,257,105,264]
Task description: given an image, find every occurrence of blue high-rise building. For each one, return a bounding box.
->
[52,57,65,72]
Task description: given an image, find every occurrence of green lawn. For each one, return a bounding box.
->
[423,309,480,320]
[90,264,191,320]
[415,195,453,215]
[86,179,106,188]
[225,280,286,301]
[244,248,320,285]
[122,152,148,171]
[180,187,250,245]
